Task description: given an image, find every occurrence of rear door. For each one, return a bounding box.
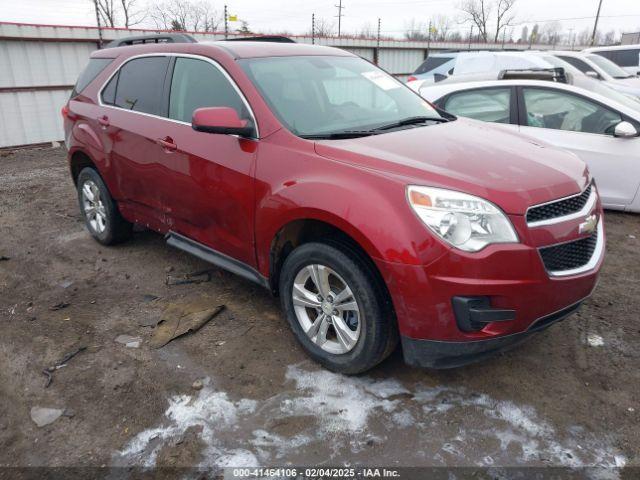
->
[99,55,171,219]
[516,85,640,208]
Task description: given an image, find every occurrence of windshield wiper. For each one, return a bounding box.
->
[372,115,449,131]
[300,130,380,140]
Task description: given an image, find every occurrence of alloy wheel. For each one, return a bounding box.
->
[81,179,107,233]
[291,264,361,355]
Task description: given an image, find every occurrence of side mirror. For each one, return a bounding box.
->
[585,71,599,79]
[192,107,255,138]
[614,121,639,138]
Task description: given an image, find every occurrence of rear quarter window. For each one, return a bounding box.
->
[415,57,453,74]
[72,58,113,97]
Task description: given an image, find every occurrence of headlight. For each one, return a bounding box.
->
[407,186,518,252]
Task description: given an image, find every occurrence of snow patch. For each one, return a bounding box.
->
[587,333,605,347]
[116,364,626,474]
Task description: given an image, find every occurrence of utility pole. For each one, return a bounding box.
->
[590,0,604,46]
[312,13,315,44]
[427,20,432,52]
[335,0,345,37]
[502,29,506,49]
[375,17,381,65]
[568,28,575,50]
[224,5,228,40]
[468,25,473,50]
[92,0,103,49]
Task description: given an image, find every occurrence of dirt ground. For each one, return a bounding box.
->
[0,146,639,476]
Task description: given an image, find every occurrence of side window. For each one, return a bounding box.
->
[169,57,246,123]
[114,57,170,115]
[72,58,113,97]
[415,57,453,75]
[522,88,622,135]
[101,73,118,105]
[616,49,640,67]
[557,56,594,75]
[444,88,511,124]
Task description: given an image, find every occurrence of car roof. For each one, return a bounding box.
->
[92,40,353,60]
[584,44,640,52]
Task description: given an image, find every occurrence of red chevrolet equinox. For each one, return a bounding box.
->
[63,38,605,373]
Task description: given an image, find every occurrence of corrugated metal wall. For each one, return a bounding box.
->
[0,21,560,148]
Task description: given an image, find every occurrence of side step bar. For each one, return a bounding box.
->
[165,231,269,289]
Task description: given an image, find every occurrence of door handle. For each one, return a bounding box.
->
[156,137,177,152]
[97,115,109,127]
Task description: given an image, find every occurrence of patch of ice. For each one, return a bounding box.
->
[587,333,605,347]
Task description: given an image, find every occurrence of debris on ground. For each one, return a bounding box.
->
[191,379,204,390]
[587,333,605,347]
[165,269,215,286]
[0,255,9,261]
[59,280,74,289]
[150,303,225,348]
[49,302,70,311]
[115,335,142,348]
[42,346,87,388]
[142,294,160,303]
[30,407,63,427]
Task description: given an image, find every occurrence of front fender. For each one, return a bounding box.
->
[254,154,449,277]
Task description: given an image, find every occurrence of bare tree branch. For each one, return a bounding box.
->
[95,0,117,27]
[120,0,145,28]
[493,0,517,42]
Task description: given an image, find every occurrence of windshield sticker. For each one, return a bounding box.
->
[361,71,401,90]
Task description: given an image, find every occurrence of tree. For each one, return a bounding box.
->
[95,0,117,27]
[529,23,539,45]
[432,14,453,41]
[311,18,336,37]
[149,0,221,32]
[237,21,252,35]
[120,0,145,28]
[602,30,617,46]
[458,0,517,42]
[356,22,376,39]
[540,21,562,45]
[403,19,428,41]
[519,25,528,44]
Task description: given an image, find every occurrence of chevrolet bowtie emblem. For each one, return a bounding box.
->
[579,214,598,235]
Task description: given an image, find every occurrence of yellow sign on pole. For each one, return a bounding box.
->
[228,14,238,22]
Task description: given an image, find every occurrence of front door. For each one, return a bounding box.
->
[156,55,259,266]
[518,86,640,209]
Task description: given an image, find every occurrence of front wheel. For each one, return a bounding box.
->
[279,242,396,374]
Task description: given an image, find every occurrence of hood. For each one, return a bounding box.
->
[314,119,589,215]
[607,77,640,97]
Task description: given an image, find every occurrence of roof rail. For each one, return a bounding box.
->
[104,33,197,49]
[499,67,568,83]
[224,35,295,43]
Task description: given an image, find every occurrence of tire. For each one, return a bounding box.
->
[76,167,132,245]
[279,241,397,374]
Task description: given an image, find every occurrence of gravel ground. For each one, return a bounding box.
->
[0,146,639,476]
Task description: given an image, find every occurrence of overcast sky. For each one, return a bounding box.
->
[4,0,640,38]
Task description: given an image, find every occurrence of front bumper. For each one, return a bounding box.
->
[374,213,604,368]
[401,299,583,368]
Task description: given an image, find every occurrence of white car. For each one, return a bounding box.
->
[584,44,640,76]
[549,51,640,99]
[418,79,640,212]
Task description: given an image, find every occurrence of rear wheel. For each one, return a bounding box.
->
[77,167,132,245]
[279,242,396,374]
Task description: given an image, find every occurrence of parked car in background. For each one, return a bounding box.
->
[584,44,640,76]
[419,79,640,212]
[407,52,459,85]
[549,51,640,99]
[407,51,552,89]
[64,39,605,373]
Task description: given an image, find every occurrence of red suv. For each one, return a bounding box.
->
[63,38,604,373]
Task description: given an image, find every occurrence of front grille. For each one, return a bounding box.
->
[527,184,592,224]
[539,231,598,272]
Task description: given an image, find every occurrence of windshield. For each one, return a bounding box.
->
[542,56,583,76]
[587,54,632,79]
[240,55,442,137]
